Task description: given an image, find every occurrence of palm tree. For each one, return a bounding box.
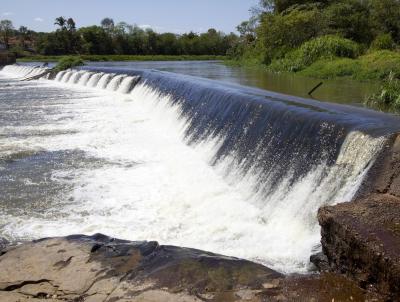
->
[18,26,28,49]
[54,17,67,30]
[67,18,76,31]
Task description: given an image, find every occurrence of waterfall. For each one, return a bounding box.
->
[69,70,84,84]
[117,76,140,94]
[1,64,398,273]
[106,74,125,91]
[96,73,114,89]
[87,72,104,87]
[78,71,94,86]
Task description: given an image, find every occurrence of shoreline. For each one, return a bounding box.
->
[17,55,227,63]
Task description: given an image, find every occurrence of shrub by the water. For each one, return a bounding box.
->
[298,35,360,64]
[53,56,84,71]
[371,34,396,51]
[365,72,400,112]
[290,50,400,80]
[269,35,361,72]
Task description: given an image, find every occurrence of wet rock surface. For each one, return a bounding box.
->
[0,234,381,301]
[0,238,9,255]
[318,193,400,301]
[358,133,400,198]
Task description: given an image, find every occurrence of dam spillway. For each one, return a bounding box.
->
[0,64,399,274]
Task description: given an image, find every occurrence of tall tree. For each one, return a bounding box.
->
[0,20,14,49]
[101,18,115,31]
[54,17,67,30]
[67,18,76,31]
[18,26,29,48]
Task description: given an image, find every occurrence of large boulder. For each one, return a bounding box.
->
[0,234,380,301]
[318,193,400,300]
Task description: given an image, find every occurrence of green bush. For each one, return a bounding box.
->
[53,56,84,71]
[297,35,360,65]
[357,50,400,80]
[269,35,361,72]
[365,72,400,112]
[370,34,396,50]
[258,3,326,63]
[297,50,400,80]
[299,57,361,78]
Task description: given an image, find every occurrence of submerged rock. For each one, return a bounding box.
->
[0,234,381,301]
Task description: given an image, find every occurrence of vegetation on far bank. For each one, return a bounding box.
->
[18,54,226,63]
[230,0,400,112]
[0,17,236,58]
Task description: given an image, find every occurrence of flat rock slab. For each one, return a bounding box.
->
[319,193,400,300]
[0,234,381,301]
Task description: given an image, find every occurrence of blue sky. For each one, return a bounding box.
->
[0,0,258,34]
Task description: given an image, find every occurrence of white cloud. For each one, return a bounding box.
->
[34,17,44,22]
[139,24,152,29]
[2,12,13,16]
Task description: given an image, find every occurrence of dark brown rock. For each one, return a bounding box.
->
[310,251,330,272]
[318,193,400,300]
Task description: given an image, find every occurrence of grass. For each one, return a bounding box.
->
[18,54,227,62]
[364,72,400,113]
[53,56,84,71]
[299,50,400,81]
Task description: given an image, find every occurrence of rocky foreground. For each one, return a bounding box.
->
[0,234,384,302]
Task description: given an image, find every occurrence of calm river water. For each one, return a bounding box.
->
[24,60,379,107]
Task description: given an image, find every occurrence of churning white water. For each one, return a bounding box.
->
[0,65,386,273]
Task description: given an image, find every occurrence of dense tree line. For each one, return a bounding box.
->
[233,0,400,63]
[0,17,238,57]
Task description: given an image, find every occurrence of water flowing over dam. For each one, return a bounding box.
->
[1,64,399,273]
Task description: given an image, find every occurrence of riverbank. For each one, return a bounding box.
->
[228,49,400,113]
[18,54,226,62]
[228,50,400,82]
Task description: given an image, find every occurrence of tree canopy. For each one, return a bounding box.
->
[233,0,400,64]
[0,17,238,57]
